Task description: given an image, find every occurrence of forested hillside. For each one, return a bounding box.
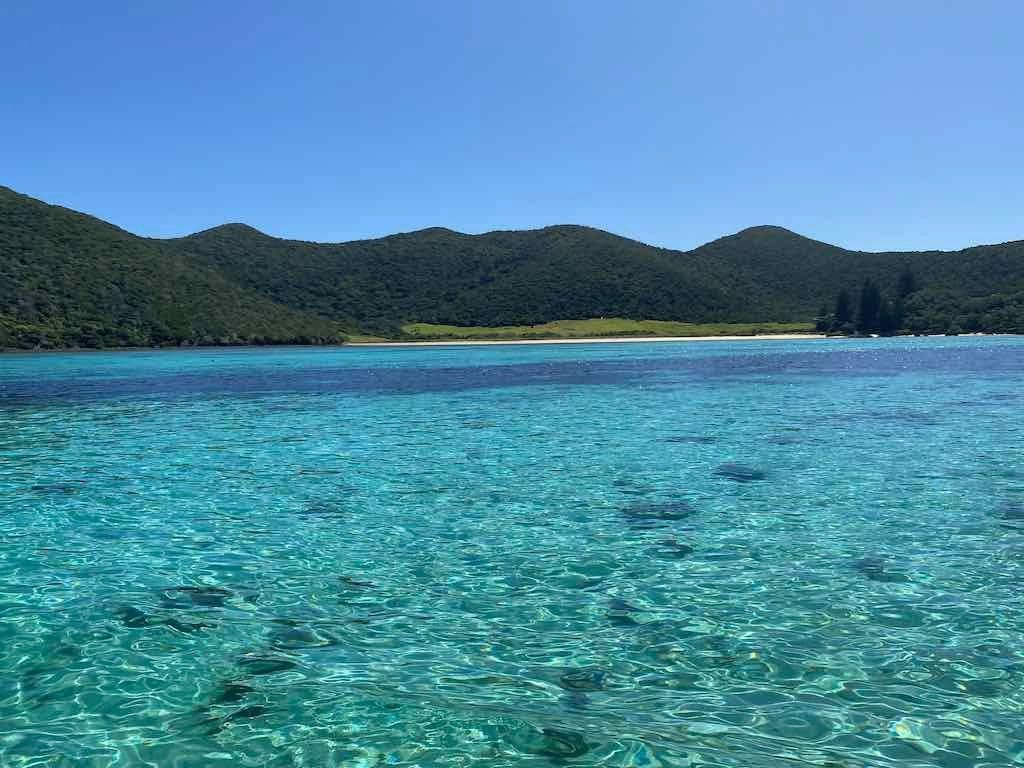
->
[1,185,1022,348]
[173,224,761,333]
[0,188,344,348]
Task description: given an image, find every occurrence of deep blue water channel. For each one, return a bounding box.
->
[1,336,1023,767]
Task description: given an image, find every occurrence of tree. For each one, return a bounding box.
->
[814,303,831,332]
[856,279,882,335]
[877,298,898,336]
[897,265,918,298]
[893,298,905,331]
[835,289,853,325]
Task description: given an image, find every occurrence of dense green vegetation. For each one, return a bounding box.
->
[817,264,1024,336]
[0,188,345,348]
[401,319,814,340]
[1,185,1022,349]
[172,224,753,334]
[817,269,911,336]
[174,222,1024,338]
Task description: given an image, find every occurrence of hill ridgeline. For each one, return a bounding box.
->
[1,186,1022,348]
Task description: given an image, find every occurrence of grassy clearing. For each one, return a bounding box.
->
[398,318,816,341]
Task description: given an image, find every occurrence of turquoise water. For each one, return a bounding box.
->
[1,337,1023,767]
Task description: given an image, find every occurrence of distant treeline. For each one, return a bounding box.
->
[817,266,1024,336]
[817,267,915,336]
[2,185,1023,349]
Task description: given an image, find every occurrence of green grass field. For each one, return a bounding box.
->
[398,318,816,341]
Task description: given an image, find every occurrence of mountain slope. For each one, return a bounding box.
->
[687,225,1024,321]
[175,219,1024,334]
[2,185,1023,348]
[171,223,764,333]
[0,187,344,348]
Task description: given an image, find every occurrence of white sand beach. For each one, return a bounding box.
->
[351,333,828,347]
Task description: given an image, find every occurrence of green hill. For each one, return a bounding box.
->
[1,185,1022,348]
[696,225,1024,328]
[172,223,751,333]
[172,220,1024,336]
[0,188,344,348]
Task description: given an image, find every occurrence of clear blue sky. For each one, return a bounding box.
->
[2,1,1021,251]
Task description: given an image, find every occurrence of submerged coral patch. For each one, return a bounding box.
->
[713,463,767,482]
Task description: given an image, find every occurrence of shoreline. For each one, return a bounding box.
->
[351,333,829,347]
[1,333,824,354]
[5,332,1020,354]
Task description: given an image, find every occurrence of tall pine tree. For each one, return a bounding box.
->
[835,289,853,325]
[856,279,882,335]
[877,298,898,336]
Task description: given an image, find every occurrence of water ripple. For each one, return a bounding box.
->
[1,337,1023,766]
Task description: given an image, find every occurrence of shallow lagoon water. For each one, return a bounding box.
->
[1,336,1023,767]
